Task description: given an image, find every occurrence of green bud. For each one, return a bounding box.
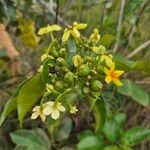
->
[57,57,66,65]
[83,87,90,94]
[59,48,66,57]
[99,45,106,54]
[77,64,90,77]
[51,49,59,57]
[55,81,64,91]
[87,75,92,79]
[86,82,90,86]
[90,80,103,92]
[97,61,104,73]
[64,72,74,84]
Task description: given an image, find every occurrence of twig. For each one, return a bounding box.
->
[36,0,69,26]
[126,40,150,58]
[55,0,59,24]
[125,0,149,52]
[136,80,150,84]
[100,0,108,25]
[113,0,126,53]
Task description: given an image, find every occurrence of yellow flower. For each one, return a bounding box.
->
[43,101,66,120]
[90,28,101,42]
[72,55,83,67]
[41,53,54,62]
[41,53,48,62]
[101,54,113,67]
[70,106,78,114]
[38,24,61,35]
[62,21,87,42]
[31,105,46,122]
[104,62,124,86]
[92,45,106,54]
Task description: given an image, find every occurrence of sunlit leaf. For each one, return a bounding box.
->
[114,113,126,127]
[17,74,45,124]
[121,127,150,146]
[113,54,137,71]
[102,118,120,143]
[10,128,51,150]
[93,99,106,131]
[77,136,103,150]
[117,79,149,106]
[0,79,29,126]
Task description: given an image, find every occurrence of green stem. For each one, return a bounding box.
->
[54,88,72,106]
[50,32,54,41]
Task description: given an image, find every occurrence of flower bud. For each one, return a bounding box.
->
[59,48,66,57]
[83,87,90,94]
[51,49,59,57]
[72,55,83,67]
[77,64,90,77]
[99,45,106,54]
[64,72,74,85]
[90,80,103,92]
[55,81,64,91]
[57,57,66,66]
[41,53,48,62]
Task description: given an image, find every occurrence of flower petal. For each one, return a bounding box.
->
[71,28,80,38]
[58,105,66,112]
[51,110,60,120]
[33,106,40,112]
[38,27,47,35]
[103,67,110,75]
[31,112,39,119]
[45,101,54,106]
[105,76,112,83]
[110,62,115,71]
[105,56,113,67]
[43,106,53,115]
[51,24,61,31]
[114,70,124,77]
[62,29,71,42]
[112,78,123,86]
[75,23,87,29]
[40,113,46,122]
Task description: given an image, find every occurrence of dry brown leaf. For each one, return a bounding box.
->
[0,23,19,58]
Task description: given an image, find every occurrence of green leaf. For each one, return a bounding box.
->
[113,55,137,71]
[121,127,150,146]
[10,128,51,150]
[93,99,106,131]
[17,74,45,124]
[114,113,126,127]
[125,0,144,15]
[117,79,149,106]
[134,60,150,73]
[102,145,119,150]
[55,117,72,141]
[77,136,102,150]
[42,59,55,83]
[0,79,30,126]
[100,34,116,47]
[102,118,120,143]
[78,130,95,141]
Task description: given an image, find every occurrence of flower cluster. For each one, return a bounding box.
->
[31,22,124,122]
